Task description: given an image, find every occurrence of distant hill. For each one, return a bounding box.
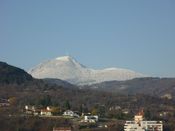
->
[0,62,33,84]
[43,78,76,88]
[85,77,175,99]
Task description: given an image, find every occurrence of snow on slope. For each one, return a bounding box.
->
[28,56,144,85]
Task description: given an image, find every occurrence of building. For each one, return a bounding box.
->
[124,111,163,131]
[25,105,53,116]
[40,109,52,116]
[25,105,41,115]
[40,106,52,116]
[25,105,36,115]
[83,115,99,123]
[63,110,79,117]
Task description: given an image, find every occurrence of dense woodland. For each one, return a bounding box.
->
[84,77,175,99]
[0,62,175,131]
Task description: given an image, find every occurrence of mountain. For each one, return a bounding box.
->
[28,56,144,85]
[85,77,175,99]
[0,61,33,84]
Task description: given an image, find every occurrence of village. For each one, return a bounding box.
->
[24,104,114,131]
[23,105,164,131]
[0,96,174,131]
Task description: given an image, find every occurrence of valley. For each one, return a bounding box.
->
[0,61,175,130]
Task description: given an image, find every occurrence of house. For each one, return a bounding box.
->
[40,109,52,116]
[53,127,72,131]
[25,105,53,116]
[25,105,36,115]
[25,105,35,111]
[83,115,99,123]
[63,110,79,117]
[40,106,52,116]
[124,111,163,131]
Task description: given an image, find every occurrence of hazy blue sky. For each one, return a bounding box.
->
[0,0,175,77]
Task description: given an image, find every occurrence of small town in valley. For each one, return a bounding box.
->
[23,104,164,131]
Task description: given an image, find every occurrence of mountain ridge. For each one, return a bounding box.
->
[84,77,175,99]
[0,61,33,84]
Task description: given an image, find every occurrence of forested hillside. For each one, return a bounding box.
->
[0,62,33,84]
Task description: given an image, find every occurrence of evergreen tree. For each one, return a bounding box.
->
[64,100,71,110]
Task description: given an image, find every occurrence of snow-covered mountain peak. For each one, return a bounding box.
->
[55,56,85,69]
[103,67,121,71]
[56,56,72,61]
[29,56,145,85]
